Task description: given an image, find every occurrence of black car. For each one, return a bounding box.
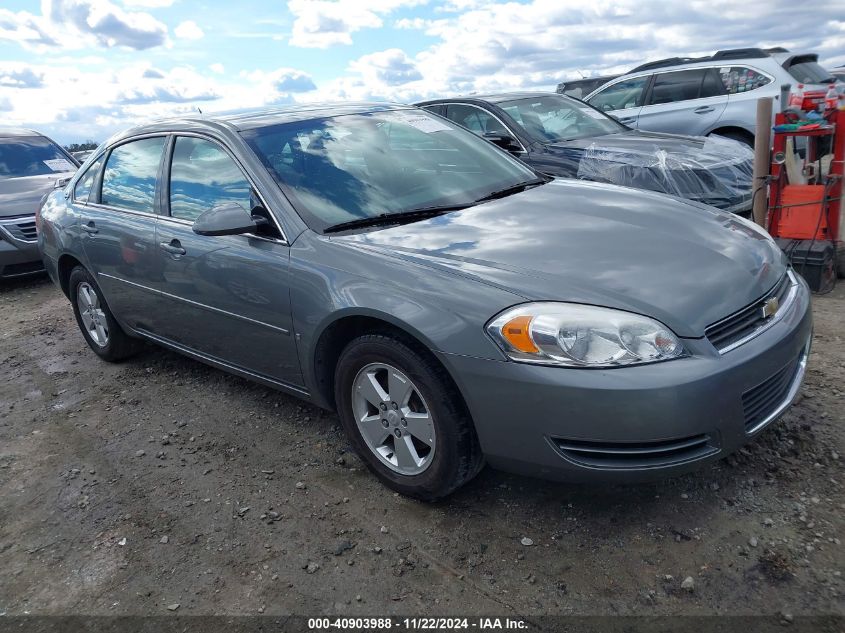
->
[556,75,619,98]
[416,92,754,215]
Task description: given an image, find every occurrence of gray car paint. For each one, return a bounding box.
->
[38,104,811,483]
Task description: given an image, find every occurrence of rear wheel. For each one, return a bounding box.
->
[69,266,141,362]
[334,334,483,500]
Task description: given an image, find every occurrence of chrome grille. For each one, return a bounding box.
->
[552,434,717,469]
[705,273,793,353]
[0,216,38,242]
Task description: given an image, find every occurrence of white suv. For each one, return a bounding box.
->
[584,47,842,145]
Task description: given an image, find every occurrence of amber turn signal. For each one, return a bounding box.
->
[501,315,538,353]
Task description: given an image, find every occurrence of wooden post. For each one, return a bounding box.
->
[752,97,773,227]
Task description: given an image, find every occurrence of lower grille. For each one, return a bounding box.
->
[0,216,38,242]
[551,434,717,470]
[742,355,802,434]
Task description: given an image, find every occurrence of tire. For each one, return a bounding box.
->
[68,266,141,362]
[334,333,484,501]
[711,131,754,147]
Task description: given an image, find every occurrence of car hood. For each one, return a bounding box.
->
[332,179,786,338]
[535,130,753,211]
[545,129,750,167]
[0,173,76,218]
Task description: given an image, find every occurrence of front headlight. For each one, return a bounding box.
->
[486,303,686,368]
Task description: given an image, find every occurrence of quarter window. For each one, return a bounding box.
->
[73,155,104,204]
[169,137,252,222]
[718,66,772,94]
[101,137,166,212]
[588,76,650,112]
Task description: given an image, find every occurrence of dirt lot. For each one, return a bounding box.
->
[0,275,842,619]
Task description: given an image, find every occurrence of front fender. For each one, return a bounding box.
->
[288,231,519,402]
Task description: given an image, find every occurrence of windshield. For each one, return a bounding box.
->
[0,135,76,179]
[242,109,538,232]
[497,94,624,143]
[786,58,835,84]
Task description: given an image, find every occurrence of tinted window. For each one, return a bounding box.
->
[587,76,650,111]
[718,66,772,94]
[700,68,728,98]
[648,69,711,105]
[498,94,623,143]
[445,104,509,136]
[0,135,76,178]
[169,137,251,221]
[243,110,536,232]
[73,155,104,203]
[785,59,834,84]
[101,137,166,212]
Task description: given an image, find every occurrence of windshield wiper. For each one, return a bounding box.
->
[473,177,548,204]
[323,204,473,234]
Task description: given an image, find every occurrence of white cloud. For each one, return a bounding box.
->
[287,0,425,48]
[349,48,422,86]
[174,20,204,40]
[0,0,169,51]
[120,0,175,7]
[210,63,225,74]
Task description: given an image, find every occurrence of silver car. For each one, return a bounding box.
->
[585,48,841,145]
[1,128,78,278]
[39,104,812,500]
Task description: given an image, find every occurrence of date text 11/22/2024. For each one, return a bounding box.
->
[307,617,528,630]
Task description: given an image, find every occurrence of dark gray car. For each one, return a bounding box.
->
[1,128,78,278]
[38,104,812,500]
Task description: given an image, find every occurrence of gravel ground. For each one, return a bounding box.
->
[0,275,842,618]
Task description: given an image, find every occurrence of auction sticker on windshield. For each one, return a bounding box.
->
[382,111,452,133]
[43,158,74,172]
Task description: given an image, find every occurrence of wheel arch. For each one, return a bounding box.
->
[57,252,85,299]
[708,126,755,145]
[309,309,465,413]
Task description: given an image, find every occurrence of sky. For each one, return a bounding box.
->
[1,0,843,145]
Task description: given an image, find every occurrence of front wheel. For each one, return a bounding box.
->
[334,334,483,500]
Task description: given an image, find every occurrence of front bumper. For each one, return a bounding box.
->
[438,274,813,482]
[0,234,43,278]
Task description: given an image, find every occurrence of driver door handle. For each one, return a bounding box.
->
[81,221,98,234]
[159,239,186,256]
[694,106,715,114]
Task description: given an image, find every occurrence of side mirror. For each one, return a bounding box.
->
[483,132,522,153]
[192,203,266,237]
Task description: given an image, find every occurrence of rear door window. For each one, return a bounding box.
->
[587,76,650,111]
[718,66,772,94]
[647,69,713,105]
[100,137,166,213]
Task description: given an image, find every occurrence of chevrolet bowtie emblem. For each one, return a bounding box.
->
[761,296,779,319]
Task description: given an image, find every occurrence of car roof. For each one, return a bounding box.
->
[417,91,562,106]
[0,127,42,138]
[115,102,413,140]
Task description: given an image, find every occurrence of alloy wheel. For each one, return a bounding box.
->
[351,362,436,475]
[77,282,109,347]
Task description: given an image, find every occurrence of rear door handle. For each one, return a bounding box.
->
[694,106,715,114]
[159,240,186,256]
[81,221,98,234]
